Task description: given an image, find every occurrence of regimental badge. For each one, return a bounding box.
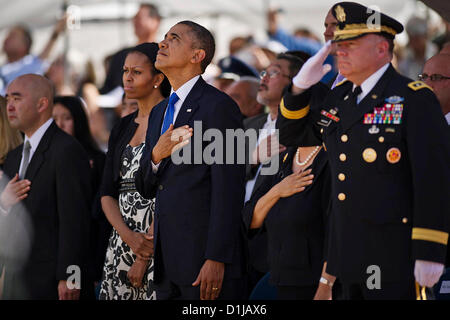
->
[335,5,346,22]
[364,104,403,124]
[368,125,380,134]
[386,147,401,163]
[362,148,377,163]
[329,108,338,115]
[321,110,340,122]
[385,96,404,104]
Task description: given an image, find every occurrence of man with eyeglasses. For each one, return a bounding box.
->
[421,53,450,125]
[242,52,304,297]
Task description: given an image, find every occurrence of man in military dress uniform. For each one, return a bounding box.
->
[277,2,450,299]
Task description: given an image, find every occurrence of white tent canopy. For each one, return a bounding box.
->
[0,0,446,84]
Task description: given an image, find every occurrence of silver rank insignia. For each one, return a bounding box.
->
[317,119,332,127]
[368,125,380,134]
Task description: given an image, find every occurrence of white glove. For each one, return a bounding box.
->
[292,40,333,89]
[414,260,444,288]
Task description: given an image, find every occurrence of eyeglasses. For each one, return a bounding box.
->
[260,69,291,80]
[418,73,450,82]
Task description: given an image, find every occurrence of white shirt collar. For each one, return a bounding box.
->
[23,118,53,160]
[170,75,201,122]
[445,112,450,125]
[354,63,390,104]
[265,113,277,127]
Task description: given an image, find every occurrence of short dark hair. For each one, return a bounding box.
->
[140,3,161,20]
[177,21,215,73]
[276,53,305,78]
[13,25,32,53]
[376,34,394,54]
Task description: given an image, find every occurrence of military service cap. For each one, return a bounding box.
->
[331,2,404,42]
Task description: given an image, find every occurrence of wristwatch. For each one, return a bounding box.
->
[320,277,334,287]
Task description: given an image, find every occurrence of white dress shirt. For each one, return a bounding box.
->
[18,118,54,177]
[244,113,277,203]
[353,63,390,104]
[152,75,201,172]
[445,112,450,125]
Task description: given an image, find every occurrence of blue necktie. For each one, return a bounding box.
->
[161,92,180,135]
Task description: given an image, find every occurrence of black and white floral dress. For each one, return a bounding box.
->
[99,143,156,300]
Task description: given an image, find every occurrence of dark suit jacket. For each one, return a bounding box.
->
[243,148,331,286]
[278,64,450,283]
[135,77,247,286]
[242,113,270,275]
[1,122,92,299]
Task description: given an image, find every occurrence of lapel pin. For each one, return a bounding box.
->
[344,95,349,100]
[371,94,378,99]
[187,109,192,112]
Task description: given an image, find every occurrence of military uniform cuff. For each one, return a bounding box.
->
[282,85,312,113]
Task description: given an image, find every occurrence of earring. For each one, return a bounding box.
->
[154,85,158,88]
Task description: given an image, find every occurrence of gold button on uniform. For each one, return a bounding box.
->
[338,173,346,181]
[402,217,408,224]
[159,185,163,190]
[338,193,346,201]
[378,136,385,143]
[320,128,324,134]
[341,134,348,142]
[339,153,347,162]
[362,148,377,163]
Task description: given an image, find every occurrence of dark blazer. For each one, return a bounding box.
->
[135,77,247,286]
[277,64,450,284]
[243,147,331,286]
[100,111,139,200]
[242,113,270,275]
[1,121,92,299]
[85,148,109,282]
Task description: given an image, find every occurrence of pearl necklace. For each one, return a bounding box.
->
[295,146,321,166]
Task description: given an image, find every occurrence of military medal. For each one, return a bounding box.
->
[362,148,377,163]
[386,147,401,163]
